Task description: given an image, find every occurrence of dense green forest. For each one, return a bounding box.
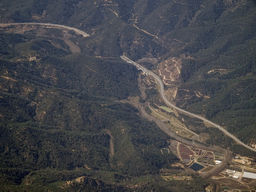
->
[174,1,256,147]
[0,32,183,191]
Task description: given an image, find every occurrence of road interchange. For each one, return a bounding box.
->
[121,55,256,153]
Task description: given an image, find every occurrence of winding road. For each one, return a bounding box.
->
[121,55,256,153]
[0,22,90,37]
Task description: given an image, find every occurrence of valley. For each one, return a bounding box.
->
[0,0,256,191]
[1,21,256,191]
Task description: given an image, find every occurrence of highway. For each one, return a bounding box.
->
[0,22,90,37]
[121,55,256,153]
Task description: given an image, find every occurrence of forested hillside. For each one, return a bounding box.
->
[0,31,186,190]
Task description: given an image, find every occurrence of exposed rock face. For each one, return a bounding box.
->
[158,57,182,85]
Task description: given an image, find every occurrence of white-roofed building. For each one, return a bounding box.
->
[243,172,256,180]
[215,160,222,165]
[232,172,242,179]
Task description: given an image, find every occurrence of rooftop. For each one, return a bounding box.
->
[243,172,256,180]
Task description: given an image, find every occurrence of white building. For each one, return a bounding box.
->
[215,160,222,165]
[243,172,256,180]
[232,172,242,179]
